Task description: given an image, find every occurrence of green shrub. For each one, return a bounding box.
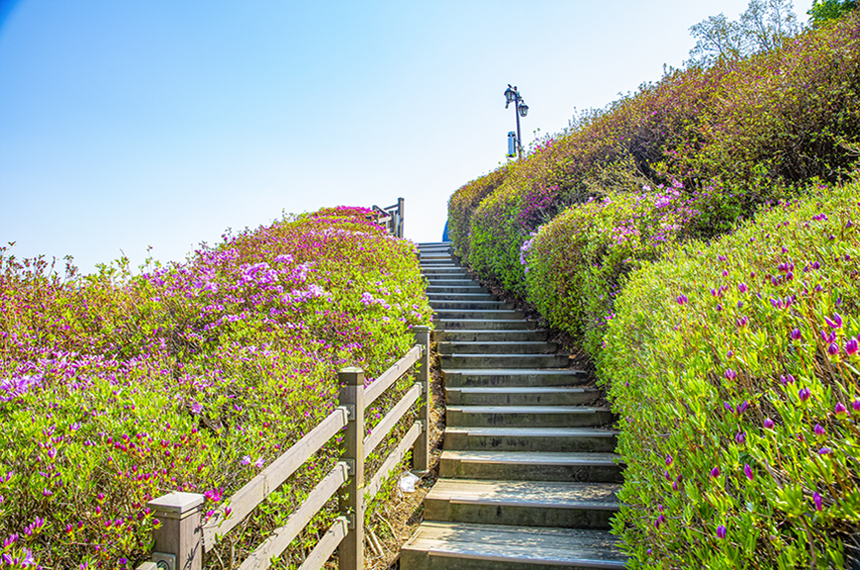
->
[600,181,860,568]
[447,167,510,265]
[0,206,431,567]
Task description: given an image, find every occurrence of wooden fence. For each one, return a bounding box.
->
[371,198,404,238]
[136,325,431,570]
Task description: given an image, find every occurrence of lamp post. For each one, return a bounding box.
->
[504,84,529,159]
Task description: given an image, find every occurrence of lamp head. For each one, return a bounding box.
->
[518,102,529,117]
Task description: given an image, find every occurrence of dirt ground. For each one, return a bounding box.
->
[365,345,447,570]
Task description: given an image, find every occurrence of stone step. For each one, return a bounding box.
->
[421,265,468,278]
[443,426,619,453]
[421,260,459,267]
[426,285,488,294]
[446,405,614,428]
[427,293,498,302]
[426,279,484,288]
[438,341,557,355]
[443,369,589,387]
[439,450,623,483]
[400,522,627,570]
[433,309,525,321]
[435,319,534,331]
[430,301,514,311]
[445,386,601,406]
[434,329,547,342]
[424,479,620,529]
[441,353,569,369]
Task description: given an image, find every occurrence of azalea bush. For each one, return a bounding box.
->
[449,13,860,303]
[600,181,860,568]
[521,178,700,355]
[0,206,431,568]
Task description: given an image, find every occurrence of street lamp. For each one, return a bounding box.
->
[504,84,528,159]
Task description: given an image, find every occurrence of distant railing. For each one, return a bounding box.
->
[372,198,404,238]
[135,326,431,570]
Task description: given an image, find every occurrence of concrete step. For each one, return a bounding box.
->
[438,341,557,355]
[424,479,620,529]
[421,260,459,267]
[430,301,514,311]
[439,450,623,483]
[443,427,619,453]
[427,293,498,302]
[422,267,468,276]
[433,309,525,321]
[425,279,484,288]
[400,522,627,570]
[446,405,614,428]
[426,285,488,294]
[441,353,569,369]
[443,369,589,387]
[434,329,548,342]
[435,319,535,331]
[446,387,601,406]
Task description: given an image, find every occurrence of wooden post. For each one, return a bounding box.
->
[396,197,404,238]
[412,326,431,474]
[338,367,365,570]
[147,492,204,570]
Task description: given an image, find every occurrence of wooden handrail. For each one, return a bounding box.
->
[138,325,431,570]
[202,406,350,546]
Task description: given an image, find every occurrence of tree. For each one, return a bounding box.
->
[808,0,859,27]
[688,0,800,64]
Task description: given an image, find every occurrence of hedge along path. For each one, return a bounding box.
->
[132,326,432,570]
[399,242,627,569]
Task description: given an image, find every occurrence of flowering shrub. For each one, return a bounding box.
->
[0,206,431,567]
[521,179,699,354]
[449,14,860,302]
[600,181,860,568]
[447,167,510,266]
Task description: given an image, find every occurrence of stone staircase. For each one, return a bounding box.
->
[400,242,627,570]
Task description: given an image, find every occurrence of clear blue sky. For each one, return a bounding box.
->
[1,0,797,274]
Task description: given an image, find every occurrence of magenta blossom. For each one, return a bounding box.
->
[799,387,811,402]
[813,492,823,511]
[846,338,859,356]
[824,313,844,329]
[716,525,727,539]
[744,464,753,481]
[764,417,775,429]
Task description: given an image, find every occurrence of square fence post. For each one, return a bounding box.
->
[412,326,431,474]
[147,492,205,570]
[338,367,365,570]
[396,197,404,238]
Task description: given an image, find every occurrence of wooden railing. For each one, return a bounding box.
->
[136,326,431,570]
[372,198,404,238]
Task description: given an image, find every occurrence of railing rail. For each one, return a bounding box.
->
[371,197,404,238]
[136,325,431,570]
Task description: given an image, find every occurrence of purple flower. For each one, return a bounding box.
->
[724,369,737,381]
[764,417,775,429]
[735,431,746,444]
[846,338,859,356]
[818,447,832,455]
[716,525,727,539]
[677,294,688,305]
[737,316,748,328]
[665,454,673,466]
[853,399,860,412]
[824,313,843,329]
[814,423,826,436]
[737,401,748,414]
[790,328,802,341]
[799,387,811,402]
[835,402,849,417]
[724,402,735,414]
[738,282,748,293]
[710,466,720,478]
[813,491,823,511]
[828,343,840,356]
[744,464,753,481]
